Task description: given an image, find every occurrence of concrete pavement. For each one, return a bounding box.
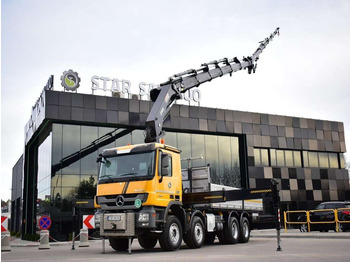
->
[4,228,350,248]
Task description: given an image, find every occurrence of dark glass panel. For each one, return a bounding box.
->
[52,124,62,167]
[178,133,191,169]
[164,132,177,148]
[205,134,218,183]
[131,129,144,145]
[98,127,118,152]
[81,126,98,175]
[62,125,81,175]
[61,175,80,187]
[78,175,97,199]
[230,137,240,168]
[191,134,206,167]
[114,128,132,148]
[229,137,241,187]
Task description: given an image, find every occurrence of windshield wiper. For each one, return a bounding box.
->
[120,172,138,177]
[99,174,114,180]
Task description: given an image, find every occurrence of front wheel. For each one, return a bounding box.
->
[185,216,205,249]
[159,215,183,251]
[109,237,129,251]
[138,237,158,249]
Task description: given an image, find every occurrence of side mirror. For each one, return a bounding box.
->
[160,154,169,182]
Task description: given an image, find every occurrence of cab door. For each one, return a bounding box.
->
[155,150,177,207]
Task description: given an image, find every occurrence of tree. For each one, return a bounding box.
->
[77,175,97,199]
[1,199,10,208]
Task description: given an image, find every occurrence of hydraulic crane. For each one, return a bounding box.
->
[145,27,280,143]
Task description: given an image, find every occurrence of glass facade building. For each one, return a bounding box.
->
[16,89,349,240]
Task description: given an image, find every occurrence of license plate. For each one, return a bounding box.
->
[107,215,121,221]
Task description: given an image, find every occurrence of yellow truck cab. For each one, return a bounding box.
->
[96,143,188,251]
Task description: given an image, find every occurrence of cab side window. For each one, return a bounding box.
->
[159,151,172,177]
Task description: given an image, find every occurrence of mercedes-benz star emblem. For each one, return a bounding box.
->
[116,195,124,206]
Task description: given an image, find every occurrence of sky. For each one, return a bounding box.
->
[1,0,350,201]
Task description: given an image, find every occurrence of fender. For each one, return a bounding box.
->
[228,210,239,221]
[240,211,250,225]
[187,210,205,232]
[163,201,186,233]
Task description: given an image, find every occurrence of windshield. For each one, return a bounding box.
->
[98,151,155,183]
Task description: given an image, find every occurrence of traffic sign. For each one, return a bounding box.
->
[83,215,95,229]
[1,216,8,232]
[38,216,52,230]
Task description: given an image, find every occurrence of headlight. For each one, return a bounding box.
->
[138,213,149,222]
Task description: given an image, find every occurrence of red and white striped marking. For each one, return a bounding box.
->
[83,215,95,229]
[1,216,8,232]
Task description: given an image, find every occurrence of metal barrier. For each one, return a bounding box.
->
[284,208,350,233]
[336,208,350,232]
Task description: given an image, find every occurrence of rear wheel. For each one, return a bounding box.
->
[185,216,205,249]
[159,215,183,251]
[109,237,129,251]
[218,217,240,244]
[239,217,250,243]
[138,237,158,249]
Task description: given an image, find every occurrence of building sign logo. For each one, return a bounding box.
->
[91,75,201,103]
[61,69,81,91]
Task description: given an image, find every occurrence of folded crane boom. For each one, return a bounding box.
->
[145,27,280,143]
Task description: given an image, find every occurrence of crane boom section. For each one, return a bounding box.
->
[145,27,280,143]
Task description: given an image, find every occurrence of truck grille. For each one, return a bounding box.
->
[97,193,147,211]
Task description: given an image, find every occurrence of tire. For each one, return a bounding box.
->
[239,217,250,243]
[138,237,158,249]
[184,216,205,249]
[109,237,129,251]
[218,216,240,245]
[159,215,183,251]
[300,224,308,232]
[217,230,227,244]
[204,232,216,245]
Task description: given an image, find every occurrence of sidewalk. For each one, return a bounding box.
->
[251,228,350,239]
[8,237,101,248]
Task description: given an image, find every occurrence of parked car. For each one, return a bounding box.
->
[298,201,350,232]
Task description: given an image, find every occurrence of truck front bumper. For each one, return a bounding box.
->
[100,207,156,237]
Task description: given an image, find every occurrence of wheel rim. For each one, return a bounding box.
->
[243,222,249,238]
[170,223,180,244]
[194,223,204,243]
[231,220,239,239]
